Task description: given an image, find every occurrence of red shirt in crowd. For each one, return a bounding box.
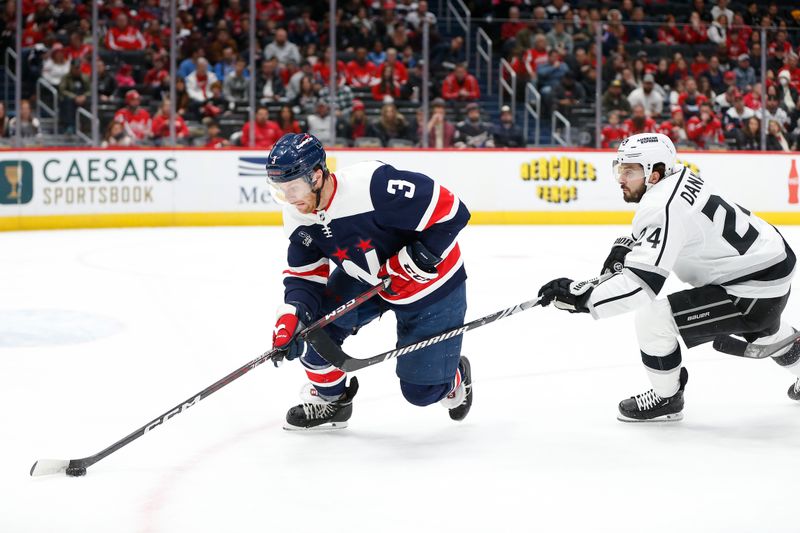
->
[523,48,549,76]
[678,92,709,116]
[114,107,152,140]
[372,83,401,101]
[657,26,682,45]
[682,24,707,45]
[441,72,481,101]
[346,60,377,88]
[622,117,657,136]
[380,61,408,85]
[314,60,347,84]
[151,114,189,139]
[726,35,748,61]
[240,120,283,148]
[106,25,147,51]
[601,124,627,148]
[501,21,527,41]
[686,114,723,148]
[144,67,169,87]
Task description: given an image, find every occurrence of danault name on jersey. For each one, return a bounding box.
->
[280,161,471,318]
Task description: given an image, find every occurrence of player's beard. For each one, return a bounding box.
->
[622,182,646,203]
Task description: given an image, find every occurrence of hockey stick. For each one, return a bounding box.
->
[30,279,389,478]
[307,273,614,373]
[712,330,800,359]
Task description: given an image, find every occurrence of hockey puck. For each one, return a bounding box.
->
[66,466,87,477]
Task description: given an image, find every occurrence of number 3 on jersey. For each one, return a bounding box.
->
[387,179,415,198]
[701,195,759,255]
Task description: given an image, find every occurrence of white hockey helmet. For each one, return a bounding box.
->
[612,133,677,189]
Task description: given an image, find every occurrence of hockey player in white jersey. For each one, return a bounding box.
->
[538,132,798,422]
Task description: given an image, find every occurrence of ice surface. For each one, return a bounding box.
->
[2,225,799,533]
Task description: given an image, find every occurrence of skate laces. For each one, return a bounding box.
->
[301,401,336,420]
[634,389,663,411]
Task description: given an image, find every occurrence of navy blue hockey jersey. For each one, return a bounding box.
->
[281,160,471,317]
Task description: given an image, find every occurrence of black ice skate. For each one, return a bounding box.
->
[788,379,800,401]
[284,377,359,431]
[617,367,688,422]
[441,356,472,421]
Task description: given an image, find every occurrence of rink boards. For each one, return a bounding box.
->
[0,148,797,230]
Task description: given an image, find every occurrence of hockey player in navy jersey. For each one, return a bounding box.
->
[537,133,798,422]
[266,133,472,430]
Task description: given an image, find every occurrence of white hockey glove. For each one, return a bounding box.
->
[537,278,594,313]
[600,236,635,275]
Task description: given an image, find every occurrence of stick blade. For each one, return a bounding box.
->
[30,459,70,477]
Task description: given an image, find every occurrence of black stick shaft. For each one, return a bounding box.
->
[60,281,388,472]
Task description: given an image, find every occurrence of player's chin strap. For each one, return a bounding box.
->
[310,169,328,211]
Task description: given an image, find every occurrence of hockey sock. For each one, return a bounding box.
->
[446,368,463,399]
[765,322,800,375]
[302,361,347,400]
[641,344,682,398]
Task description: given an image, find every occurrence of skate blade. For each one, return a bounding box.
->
[616,412,684,423]
[282,421,349,432]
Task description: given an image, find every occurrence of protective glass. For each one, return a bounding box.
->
[267,174,314,205]
[612,161,645,185]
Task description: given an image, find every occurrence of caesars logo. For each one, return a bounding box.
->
[520,156,597,204]
[41,157,177,205]
[238,155,338,205]
[0,160,34,205]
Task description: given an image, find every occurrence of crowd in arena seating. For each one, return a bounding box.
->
[1,0,800,150]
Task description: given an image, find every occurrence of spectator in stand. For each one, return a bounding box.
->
[105,12,146,51]
[186,58,219,107]
[627,74,664,117]
[432,36,466,72]
[736,115,761,150]
[454,102,494,149]
[58,61,89,133]
[277,105,301,135]
[258,58,285,103]
[101,120,133,148]
[780,53,800,92]
[687,102,724,148]
[764,93,790,131]
[703,55,727,94]
[337,99,369,145]
[441,63,480,102]
[492,105,525,148]
[546,0,570,20]
[179,49,204,80]
[224,57,250,111]
[144,54,169,98]
[405,0,436,30]
[743,82,762,110]
[678,77,709,119]
[306,100,334,145]
[286,61,314,101]
[371,102,411,147]
[669,55,691,84]
[657,14,682,45]
[114,63,136,90]
[766,119,793,151]
[201,81,227,119]
[241,106,283,148]
[690,52,710,80]
[368,41,386,66]
[421,97,455,148]
[207,29,237,66]
[707,14,727,45]
[777,70,798,115]
[547,20,574,56]
[203,121,230,149]
[601,110,627,148]
[723,90,754,134]
[66,31,91,66]
[658,107,689,145]
[319,82,354,120]
[114,90,152,143]
[42,43,70,87]
[501,6,527,52]
[734,54,756,91]
[8,100,41,140]
[623,104,657,135]
[553,73,586,118]
[715,85,738,115]
[263,28,301,68]
[151,99,189,144]
[627,6,653,44]
[653,58,672,89]
[0,102,8,138]
[682,12,708,44]
[292,76,319,117]
[346,47,377,88]
[381,48,408,85]
[711,0,734,28]
[537,50,569,96]
[372,65,402,101]
[214,47,238,82]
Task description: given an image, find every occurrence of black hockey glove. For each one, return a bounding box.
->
[271,302,312,367]
[537,278,593,313]
[600,236,634,275]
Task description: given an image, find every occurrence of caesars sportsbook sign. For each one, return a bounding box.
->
[0,150,797,227]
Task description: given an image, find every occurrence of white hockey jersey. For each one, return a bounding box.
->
[588,164,796,319]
